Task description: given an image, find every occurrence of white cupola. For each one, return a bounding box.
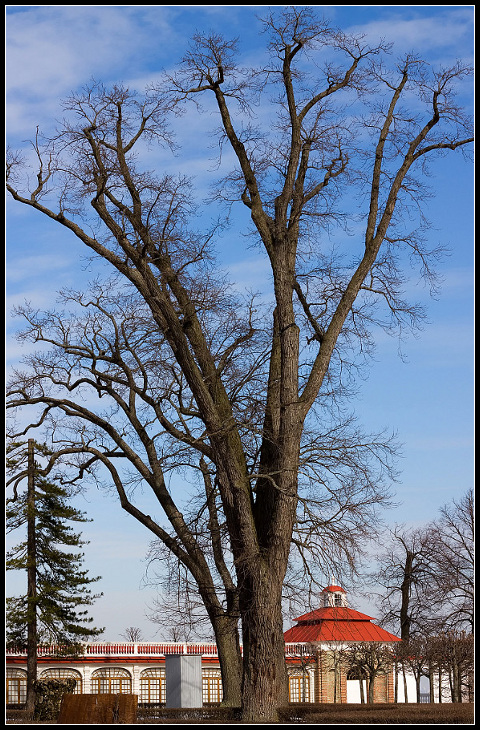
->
[321,579,348,608]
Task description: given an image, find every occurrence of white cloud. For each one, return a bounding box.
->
[6,7,161,89]
[347,8,473,57]
[6,253,74,284]
[5,6,174,136]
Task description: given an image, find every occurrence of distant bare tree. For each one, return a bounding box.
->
[371,489,474,640]
[424,490,474,634]
[396,636,430,703]
[121,626,144,642]
[431,631,474,703]
[343,642,395,704]
[371,525,432,641]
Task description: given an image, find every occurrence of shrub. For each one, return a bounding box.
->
[33,678,77,721]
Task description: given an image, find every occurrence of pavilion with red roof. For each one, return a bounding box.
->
[284,584,400,644]
[283,583,400,703]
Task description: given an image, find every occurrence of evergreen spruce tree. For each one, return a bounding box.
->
[6,445,104,652]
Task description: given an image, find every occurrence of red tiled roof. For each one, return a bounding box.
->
[284,606,400,644]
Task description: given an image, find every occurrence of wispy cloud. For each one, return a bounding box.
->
[6,6,174,135]
[6,253,74,284]
[347,8,473,58]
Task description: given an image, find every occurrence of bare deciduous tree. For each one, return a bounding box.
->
[343,642,395,704]
[371,489,473,641]
[121,627,144,643]
[395,635,431,703]
[6,8,473,721]
[424,490,474,634]
[429,630,474,703]
[371,525,432,641]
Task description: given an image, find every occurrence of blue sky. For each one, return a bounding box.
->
[6,5,474,640]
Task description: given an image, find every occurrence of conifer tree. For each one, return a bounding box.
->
[6,443,104,652]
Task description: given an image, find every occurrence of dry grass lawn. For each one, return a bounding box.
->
[7,702,474,724]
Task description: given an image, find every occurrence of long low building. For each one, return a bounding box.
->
[7,584,423,706]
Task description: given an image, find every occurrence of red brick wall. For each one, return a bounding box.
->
[315,651,346,703]
[314,650,395,704]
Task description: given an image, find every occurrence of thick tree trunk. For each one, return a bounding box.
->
[239,293,300,721]
[239,573,289,722]
[212,616,243,707]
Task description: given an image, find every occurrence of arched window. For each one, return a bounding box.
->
[6,669,27,705]
[40,668,83,694]
[202,670,223,705]
[91,667,132,694]
[140,668,165,704]
[288,670,311,703]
